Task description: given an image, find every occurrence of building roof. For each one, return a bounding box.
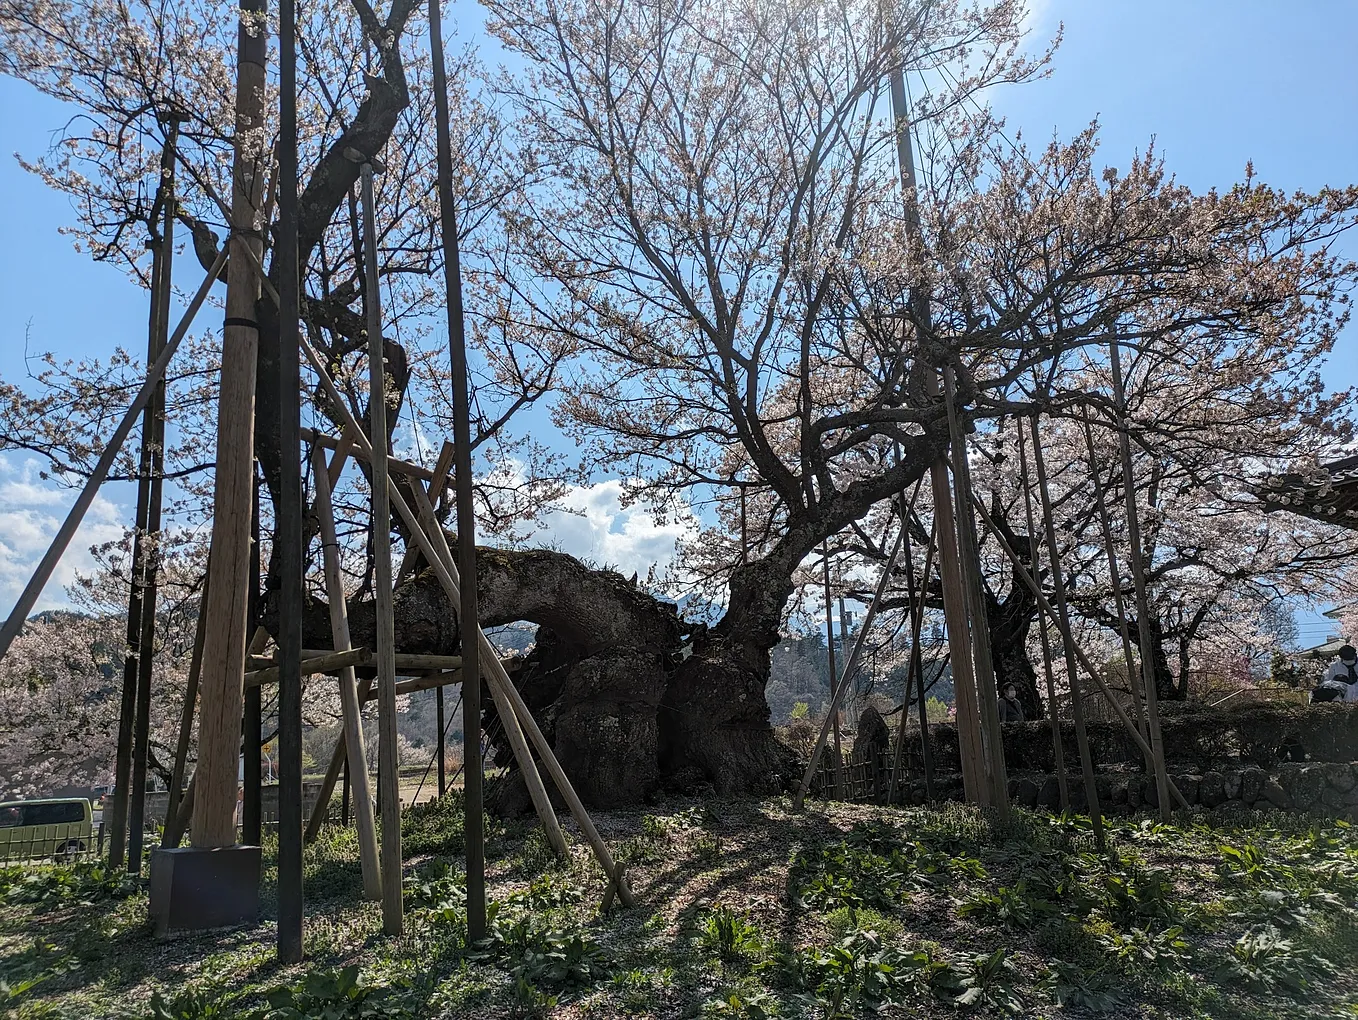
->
[1258,453,1358,529]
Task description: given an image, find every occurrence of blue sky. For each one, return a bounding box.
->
[1,0,1356,637]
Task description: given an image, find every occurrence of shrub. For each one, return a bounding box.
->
[401,790,469,856]
[698,905,766,964]
[823,906,903,943]
[3,861,138,909]
[1041,961,1124,1013]
[1218,926,1336,994]
[956,879,1058,930]
[949,949,1024,1015]
[702,983,781,1019]
[145,987,238,1020]
[781,930,910,1016]
[403,863,466,920]
[473,910,610,992]
[261,965,396,1020]
[1094,926,1192,975]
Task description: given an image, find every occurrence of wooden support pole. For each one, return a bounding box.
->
[244,647,371,686]
[0,245,227,667]
[242,471,263,845]
[1016,420,1069,810]
[296,327,632,904]
[358,156,403,937]
[164,563,209,848]
[969,480,1191,812]
[837,594,854,721]
[889,517,937,804]
[1080,411,1150,747]
[302,427,454,493]
[427,0,485,938]
[396,439,454,588]
[389,670,463,699]
[111,225,166,868]
[821,543,845,799]
[249,651,463,675]
[1109,341,1173,821]
[276,0,305,959]
[192,0,267,849]
[942,366,1009,816]
[408,483,566,857]
[311,445,382,901]
[406,485,643,907]
[1028,415,1104,846]
[128,131,176,873]
[885,69,986,804]
[305,677,370,843]
[436,684,447,798]
[796,524,909,808]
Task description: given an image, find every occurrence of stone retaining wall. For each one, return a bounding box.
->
[919,702,1358,774]
[887,762,1358,820]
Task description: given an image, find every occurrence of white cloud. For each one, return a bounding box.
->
[0,454,127,615]
[533,479,697,585]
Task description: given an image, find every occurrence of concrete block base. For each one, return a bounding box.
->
[149,845,261,937]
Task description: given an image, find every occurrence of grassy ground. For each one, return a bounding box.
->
[3,796,1358,1018]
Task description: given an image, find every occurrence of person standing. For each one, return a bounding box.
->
[998,683,1026,723]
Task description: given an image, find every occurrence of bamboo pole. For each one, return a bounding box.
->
[357,158,403,935]
[794,525,909,808]
[889,517,938,804]
[311,445,381,901]
[1016,420,1069,810]
[1108,341,1173,820]
[1028,415,1104,846]
[192,0,268,849]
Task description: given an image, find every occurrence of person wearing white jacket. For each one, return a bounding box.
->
[1315,645,1358,703]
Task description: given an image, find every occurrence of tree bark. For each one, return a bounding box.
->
[1140,615,1183,701]
[987,587,1042,721]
